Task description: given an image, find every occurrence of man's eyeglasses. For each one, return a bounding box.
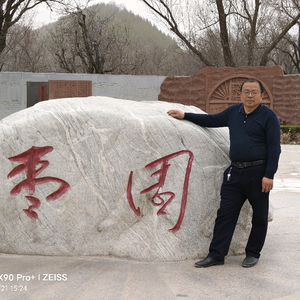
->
[241,90,260,96]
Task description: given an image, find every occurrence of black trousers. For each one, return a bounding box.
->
[208,164,269,261]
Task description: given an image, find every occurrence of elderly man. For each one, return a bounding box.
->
[167,78,281,268]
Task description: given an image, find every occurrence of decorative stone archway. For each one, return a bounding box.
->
[206,76,273,114]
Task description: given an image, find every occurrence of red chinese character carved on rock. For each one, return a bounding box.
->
[7,146,70,220]
[127,150,194,233]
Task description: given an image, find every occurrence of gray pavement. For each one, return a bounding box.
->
[0,145,300,300]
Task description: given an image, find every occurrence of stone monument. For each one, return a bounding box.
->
[0,97,253,261]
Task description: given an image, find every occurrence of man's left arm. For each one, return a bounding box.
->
[262,114,281,193]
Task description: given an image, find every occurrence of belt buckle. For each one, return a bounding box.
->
[237,162,244,168]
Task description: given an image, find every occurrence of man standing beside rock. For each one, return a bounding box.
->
[167,78,281,268]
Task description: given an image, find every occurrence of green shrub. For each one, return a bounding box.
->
[280,126,300,144]
[280,125,300,134]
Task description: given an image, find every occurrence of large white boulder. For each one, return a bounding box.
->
[0,97,252,261]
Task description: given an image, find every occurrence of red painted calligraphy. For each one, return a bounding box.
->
[7,146,70,220]
[127,150,194,233]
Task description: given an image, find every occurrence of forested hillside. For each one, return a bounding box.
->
[92,3,175,48]
[1,1,300,75]
[0,3,201,76]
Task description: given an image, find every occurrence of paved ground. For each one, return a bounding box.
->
[0,145,299,300]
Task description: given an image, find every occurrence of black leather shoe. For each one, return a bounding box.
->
[242,256,259,268]
[194,256,224,268]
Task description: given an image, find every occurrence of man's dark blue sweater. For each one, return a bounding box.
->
[184,103,281,179]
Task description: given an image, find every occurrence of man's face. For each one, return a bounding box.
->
[240,82,264,114]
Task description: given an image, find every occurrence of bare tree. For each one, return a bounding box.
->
[48,20,79,73]
[3,25,51,72]
[141,0,300,67]
[0,0,69,57]
[273,22,300,73]
[49,4,151,74]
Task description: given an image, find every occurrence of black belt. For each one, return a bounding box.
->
[231,160,266,168]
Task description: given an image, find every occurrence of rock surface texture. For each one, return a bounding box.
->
[0,97,252,261]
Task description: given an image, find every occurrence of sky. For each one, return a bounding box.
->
[33,0,152,27]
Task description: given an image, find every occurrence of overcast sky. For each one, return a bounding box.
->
[34,0,152,27]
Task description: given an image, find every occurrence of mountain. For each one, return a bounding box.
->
[39,2,177,50]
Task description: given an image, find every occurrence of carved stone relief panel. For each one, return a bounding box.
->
[207,77,272,114]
